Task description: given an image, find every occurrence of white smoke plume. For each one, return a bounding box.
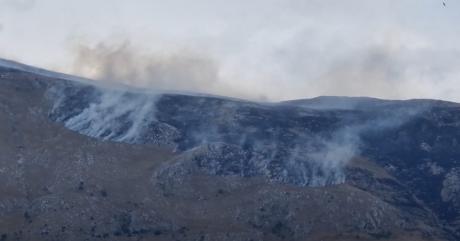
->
[279,103,429,186]
[63,90,157,143]
[47,77,431,187]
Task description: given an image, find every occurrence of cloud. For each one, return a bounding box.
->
[216,24,460,101]
[48,0,460,102]
[0,0,36,11]
[314,46,460,101]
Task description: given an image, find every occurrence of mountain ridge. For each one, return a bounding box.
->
[1,57,458,107]
[1,59,460,240]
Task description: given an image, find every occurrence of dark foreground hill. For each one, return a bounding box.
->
[1,59,460,241]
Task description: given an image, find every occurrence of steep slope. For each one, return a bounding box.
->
[0,60,459,240]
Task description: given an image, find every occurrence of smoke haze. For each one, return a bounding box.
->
[69,41,251,99]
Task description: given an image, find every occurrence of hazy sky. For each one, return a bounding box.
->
[1,0,460,101]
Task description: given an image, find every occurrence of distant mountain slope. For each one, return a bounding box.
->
[1,59,460,240]
[282,96,459,110]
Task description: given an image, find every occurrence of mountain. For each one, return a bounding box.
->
[1,59,460,241]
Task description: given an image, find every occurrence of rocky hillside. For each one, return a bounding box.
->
[1,59,460,241]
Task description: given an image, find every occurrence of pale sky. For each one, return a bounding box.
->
[1,0,460,101]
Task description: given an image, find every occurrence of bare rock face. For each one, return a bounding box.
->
[441,168,460,203]
[441,167,460,229]
[2,61,460,241]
